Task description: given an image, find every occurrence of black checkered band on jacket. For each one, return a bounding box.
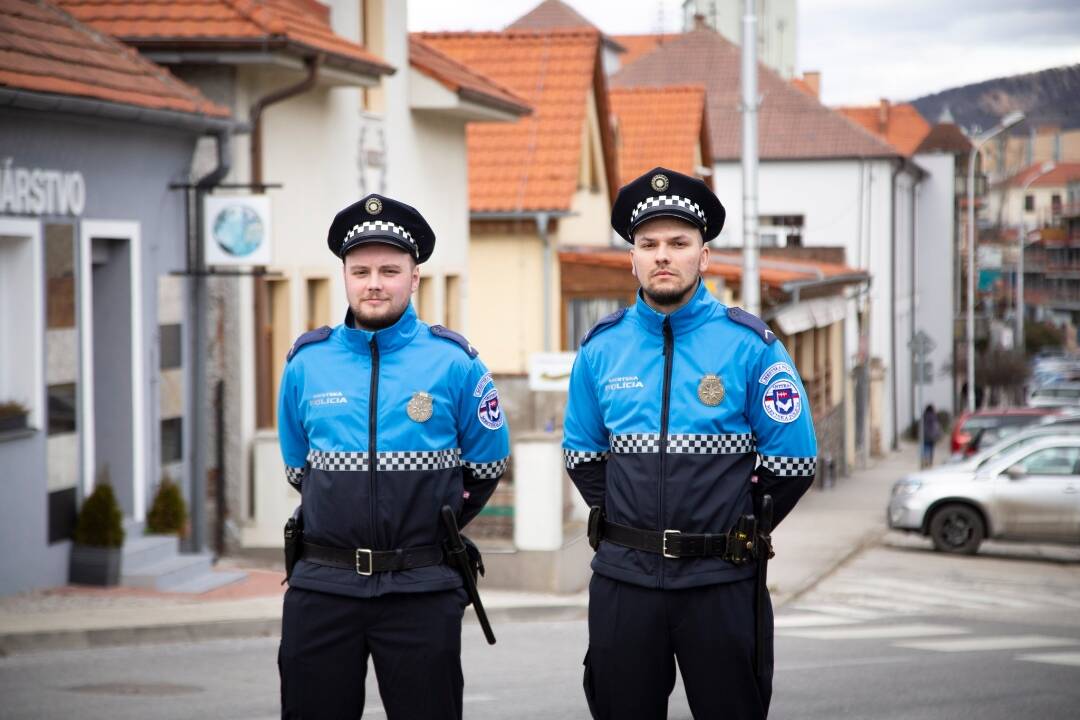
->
[285,465,306,488]
[608,433,755,455]
[563,448,609,469]
[344,221,416,253]
[306,448,467,473]
[463,457,509,480]
[758,455,817,477]
[630,195,707,227]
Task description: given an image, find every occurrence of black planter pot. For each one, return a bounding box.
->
[69,544,122,586]
[0,413,28,433]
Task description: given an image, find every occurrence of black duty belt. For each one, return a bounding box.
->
[602,519,756,562]
[301,541,444,576]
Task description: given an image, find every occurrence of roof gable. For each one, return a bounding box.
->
[610,84,709,186]
[409,36,531,117]
[0,0,229,119]
[417,29,615,214]
[612,29,899,161]
[835,102,931,156]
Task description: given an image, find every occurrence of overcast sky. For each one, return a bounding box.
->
[407,0,1080,106]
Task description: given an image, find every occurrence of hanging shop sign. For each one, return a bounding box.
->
[203,194,273,266]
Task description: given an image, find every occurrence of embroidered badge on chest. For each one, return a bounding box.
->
[698,374,725,406]
[407,391,433,423]
[763,379,802,423]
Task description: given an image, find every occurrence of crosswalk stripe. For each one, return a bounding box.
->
[775,613,861,628]
[809,593,941,614]
[827,581,1005,613]
[894,635,1079,653]
[778,624,969,641]
[788,603,885,621]
[1017,652,1080,667]
[853,578,1038,610]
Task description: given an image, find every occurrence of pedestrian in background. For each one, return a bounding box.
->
[921,404,940,468]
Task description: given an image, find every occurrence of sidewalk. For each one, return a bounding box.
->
[0,446,919,655]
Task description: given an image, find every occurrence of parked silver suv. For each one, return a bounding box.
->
[888,435,1080,554]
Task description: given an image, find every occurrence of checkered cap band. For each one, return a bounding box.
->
[667,433,756,454]
[630,195,707,227]
[610,434,662,454]
[344,221,416,252]
[378,449,461,472]
[285,465,306,488]
[759,455,817,478]
[308,450,369,472]
[563,449,609,469]
[463,457,509,481]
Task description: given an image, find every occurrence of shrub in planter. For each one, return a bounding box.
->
[70,473,125,586]
[147,476,188,536]
[0,400,29,433]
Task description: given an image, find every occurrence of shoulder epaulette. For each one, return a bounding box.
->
[581,307,627,346]
[430,325,478,358]
[727,307,776,344]
[286,325,332,361]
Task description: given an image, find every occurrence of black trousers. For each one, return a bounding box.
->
[279,586,467,719]
[584,574,773,720]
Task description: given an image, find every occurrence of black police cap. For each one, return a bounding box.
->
[610,166,726,243]
[327,193,435,263]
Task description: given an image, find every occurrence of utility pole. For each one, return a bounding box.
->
[741,0,760,316]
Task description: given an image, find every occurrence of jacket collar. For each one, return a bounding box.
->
[631,279,716,336]
[339,303,419,355]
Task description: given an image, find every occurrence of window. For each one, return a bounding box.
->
[160,417,183,464]
[159,323,182,370]
[567,298,623,351]
[47,383,77,435]
[1012,446,1080,476]
[760,214,804,247]
[306,278,331,331]
[1024,195,1035,212]
[445,275,461,330]
[416,276,435,323]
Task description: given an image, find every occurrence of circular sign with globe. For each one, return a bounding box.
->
[212,204,265,257]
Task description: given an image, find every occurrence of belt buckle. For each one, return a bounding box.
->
[662,529,681,559]
[355,548,373,576]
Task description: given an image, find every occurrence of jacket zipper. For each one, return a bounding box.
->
[369,335,380,549]
[659,317,674,589]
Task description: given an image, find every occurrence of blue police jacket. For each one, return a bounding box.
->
[278,303,510,598]
[563,280,817,590]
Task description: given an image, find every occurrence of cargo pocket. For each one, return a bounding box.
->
[583,649,600,719]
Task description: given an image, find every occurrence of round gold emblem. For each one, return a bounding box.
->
[406,391,433,422]
[651,173,669,192]
[698,374,725,406]
[365,197,383,216]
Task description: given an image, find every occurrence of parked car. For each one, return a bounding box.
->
[889,435,1080,554]
[942,423,1080,470]
[950,408,1058,457]
[1028,382,1080,408]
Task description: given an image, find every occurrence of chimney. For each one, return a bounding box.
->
[878,98,890,133]
[693,13,710,31]
[803,71,820,99]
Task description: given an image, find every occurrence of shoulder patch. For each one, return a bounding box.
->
[727,307,776,344]
[286,325,332,361]
[581,307,627,346]
[430,325,479,358]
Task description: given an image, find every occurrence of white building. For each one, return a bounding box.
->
[682,0,797,79]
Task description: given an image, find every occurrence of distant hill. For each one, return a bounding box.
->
[910,64,1080,135]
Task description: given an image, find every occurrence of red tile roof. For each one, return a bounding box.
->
[611,29,899,161]
[559,247,867,289]
[409,36,531,117]
[55,0,393,78]
[0,0,229,118]
[915,122,972,156]
[507,0,624,52]
[417,29,617,214]
[1005,162,1080,188]
[835,101,931,156]
[610,33,678,67]
[609,84,710,186]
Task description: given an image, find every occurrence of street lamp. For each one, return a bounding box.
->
[967,110,1026,413]
[1017,160,1056,354]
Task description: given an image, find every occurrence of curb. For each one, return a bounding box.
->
[773,527,887,609]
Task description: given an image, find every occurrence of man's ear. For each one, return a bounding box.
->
[410,262,421,294]
[698,242,710,273]
[630,247,638,278]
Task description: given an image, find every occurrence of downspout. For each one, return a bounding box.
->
[890,158,903,451]
[251,55,322,430]
[538,212,552,352]
[911,174,922,454]
[189,129,232,553]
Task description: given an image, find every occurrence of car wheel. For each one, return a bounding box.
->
[929,504,985,555]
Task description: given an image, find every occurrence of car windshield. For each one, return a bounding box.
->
[976,434,1048,469]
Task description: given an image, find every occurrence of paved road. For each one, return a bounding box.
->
[3,536,1078,719]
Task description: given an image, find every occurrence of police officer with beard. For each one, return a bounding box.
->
[277,194,510,719]
[563,168,818,719]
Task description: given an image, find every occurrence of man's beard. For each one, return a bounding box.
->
[349,297,407,330]
[641,275,698,308]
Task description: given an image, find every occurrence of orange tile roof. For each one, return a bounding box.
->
[1005,162,1080,188]
[55,0,393,77]
[0,0,229,118]
[915,122,972,156]
[612,29,899,161]
[417,29,615,214]
[559,247,867,290]
[609,84,709,186]
[409,36,531,117]
[610,33,678,67]
[507,0,624,52]
[835,101,931,156]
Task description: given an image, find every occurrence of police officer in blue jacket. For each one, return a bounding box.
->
[563,168,818,719]
[277,194,510,719]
